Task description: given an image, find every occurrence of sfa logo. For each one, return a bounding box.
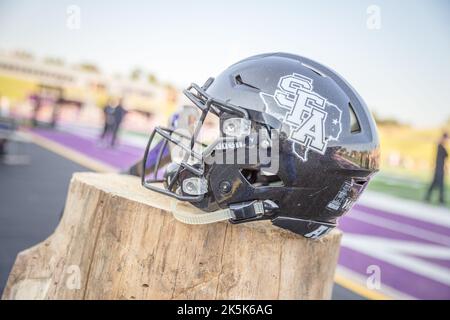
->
[260,73,342,161]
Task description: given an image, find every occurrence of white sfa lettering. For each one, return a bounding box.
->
[260,73,342,161]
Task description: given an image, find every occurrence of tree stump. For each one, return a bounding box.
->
[2,172,342,300]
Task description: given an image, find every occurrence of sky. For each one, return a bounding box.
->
[0,0,449,127]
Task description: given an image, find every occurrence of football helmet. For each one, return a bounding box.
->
[142,53,379,238]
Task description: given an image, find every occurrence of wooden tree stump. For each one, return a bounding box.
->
[2,172,342,300]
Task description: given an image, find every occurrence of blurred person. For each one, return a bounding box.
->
[98,98,117,147]
[425,132,448,205]
[50,92,64,128]
[110,98,127,147]
[0,131,6,159]
[30,93,42,127]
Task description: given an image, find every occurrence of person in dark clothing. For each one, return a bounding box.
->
[98,98,127,148]
[99,98,117,146]
[110,99,127,147]
[31,94,42,127]
[425,132,448,204]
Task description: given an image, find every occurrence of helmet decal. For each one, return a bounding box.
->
[260,73,342,161]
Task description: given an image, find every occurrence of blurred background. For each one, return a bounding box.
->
[0,0,449,299]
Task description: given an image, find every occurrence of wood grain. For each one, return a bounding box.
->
[2,173,342,300]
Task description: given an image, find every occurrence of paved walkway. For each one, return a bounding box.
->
[27,125,450,299]
[0,143,88,295]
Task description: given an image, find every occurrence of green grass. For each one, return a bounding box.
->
[369,124,450,208]
[121,129,149,139]
[368,172,450,209]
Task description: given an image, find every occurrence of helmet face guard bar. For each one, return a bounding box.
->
[141,78,251,203]
[183,78,249,120]
[141,126,206,202]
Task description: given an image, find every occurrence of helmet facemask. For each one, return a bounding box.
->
[142,77,281,223]
[143,78,253,200]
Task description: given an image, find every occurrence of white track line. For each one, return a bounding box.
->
[347,210,450,246]
[342,234,450,286]
[359,191,450,227]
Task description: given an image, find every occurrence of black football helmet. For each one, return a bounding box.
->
[142,53,379,238]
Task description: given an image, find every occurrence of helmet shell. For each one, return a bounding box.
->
[198,53,380,235]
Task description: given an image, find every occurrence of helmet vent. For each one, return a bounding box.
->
[235,74,260,90]
[302,63,325,77]
[354,179,367,186]
[240,169,284,187]
[348,102,361,133]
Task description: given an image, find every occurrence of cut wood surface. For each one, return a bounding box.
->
[2,172,342,300]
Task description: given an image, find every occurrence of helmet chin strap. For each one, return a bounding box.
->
[169,199,278,225]
[169,200,234,225]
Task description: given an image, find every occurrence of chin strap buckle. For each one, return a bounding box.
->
[168,199,278,225]
[229,200,278,223]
